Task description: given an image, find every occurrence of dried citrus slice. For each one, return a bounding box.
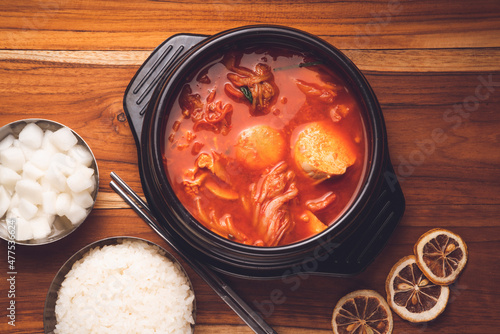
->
[332,289,393,334]
[385,255,449,323]
[414,228,468,285]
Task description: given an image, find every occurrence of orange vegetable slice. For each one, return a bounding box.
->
[301,210,328,234]
[413,228,468,285]
[332,289,393,334]
[385,255,449,323]
[205,179,239,200]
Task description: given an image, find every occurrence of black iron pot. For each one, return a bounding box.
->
[123,25,405,279]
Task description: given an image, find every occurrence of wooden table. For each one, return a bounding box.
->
[1,1,499,333]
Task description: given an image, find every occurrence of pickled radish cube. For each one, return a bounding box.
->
[41,130,59,156]
[68,145,93,167]
[18,198,38,220]
[1,146,25,171]
[0,134,15,151]
[15,179,43,205]
[42,191,57,215]
[66,201,87,225]
[80,165,95,178]
[7,208,20,219]
[44,166,67,192]
[67,169,94,193]
[42,213,56,228]
[30,149,52,170]
[0,186,10,218]
[18,123,44,149]
[72,190,94,209]
[12,217,33,241]
[51,153,77,176]
[30,215,52,239]
[8,194,19,212]
[19,142,36,161]
[22,161,45,180]
[85,179,96,194]
[39,176,52,192]
[0,166,21,191]
[55,193,71,216]
[50,127,77,152]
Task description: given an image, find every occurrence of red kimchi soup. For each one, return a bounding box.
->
[162,45,368,247]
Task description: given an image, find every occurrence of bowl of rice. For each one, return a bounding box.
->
[44,237,196,334]
[0,118,99,245]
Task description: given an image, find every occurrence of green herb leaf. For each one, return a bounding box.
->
[240,86,253,104]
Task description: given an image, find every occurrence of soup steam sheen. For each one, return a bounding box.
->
[163,45,367,247]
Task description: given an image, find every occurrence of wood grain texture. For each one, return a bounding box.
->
[2,48,500,72]
[1,0,499,50]
[0,0,499,333]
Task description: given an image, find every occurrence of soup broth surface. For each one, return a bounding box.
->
[163,45,367,247]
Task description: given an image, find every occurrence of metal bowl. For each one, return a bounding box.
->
[0,118,99,245]
[44,236,196,333]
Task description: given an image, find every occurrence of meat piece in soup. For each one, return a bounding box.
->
[163,46,367,246]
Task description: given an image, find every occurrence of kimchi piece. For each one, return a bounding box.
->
[224,54,279,115]
[181,151,249,243]
[249,162,298,246]
[179,85,233,134]
[296,79,351,123]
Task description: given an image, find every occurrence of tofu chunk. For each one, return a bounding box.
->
[293,121,356,181]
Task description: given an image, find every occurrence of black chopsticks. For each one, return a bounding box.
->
[109,172,277,334]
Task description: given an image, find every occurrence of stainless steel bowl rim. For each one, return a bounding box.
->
[43,236,197,333]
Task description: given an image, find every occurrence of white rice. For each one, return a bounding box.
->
[54,239,195,334]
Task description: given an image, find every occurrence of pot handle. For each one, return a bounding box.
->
[313,161,406,277]
[123,34,207,147]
